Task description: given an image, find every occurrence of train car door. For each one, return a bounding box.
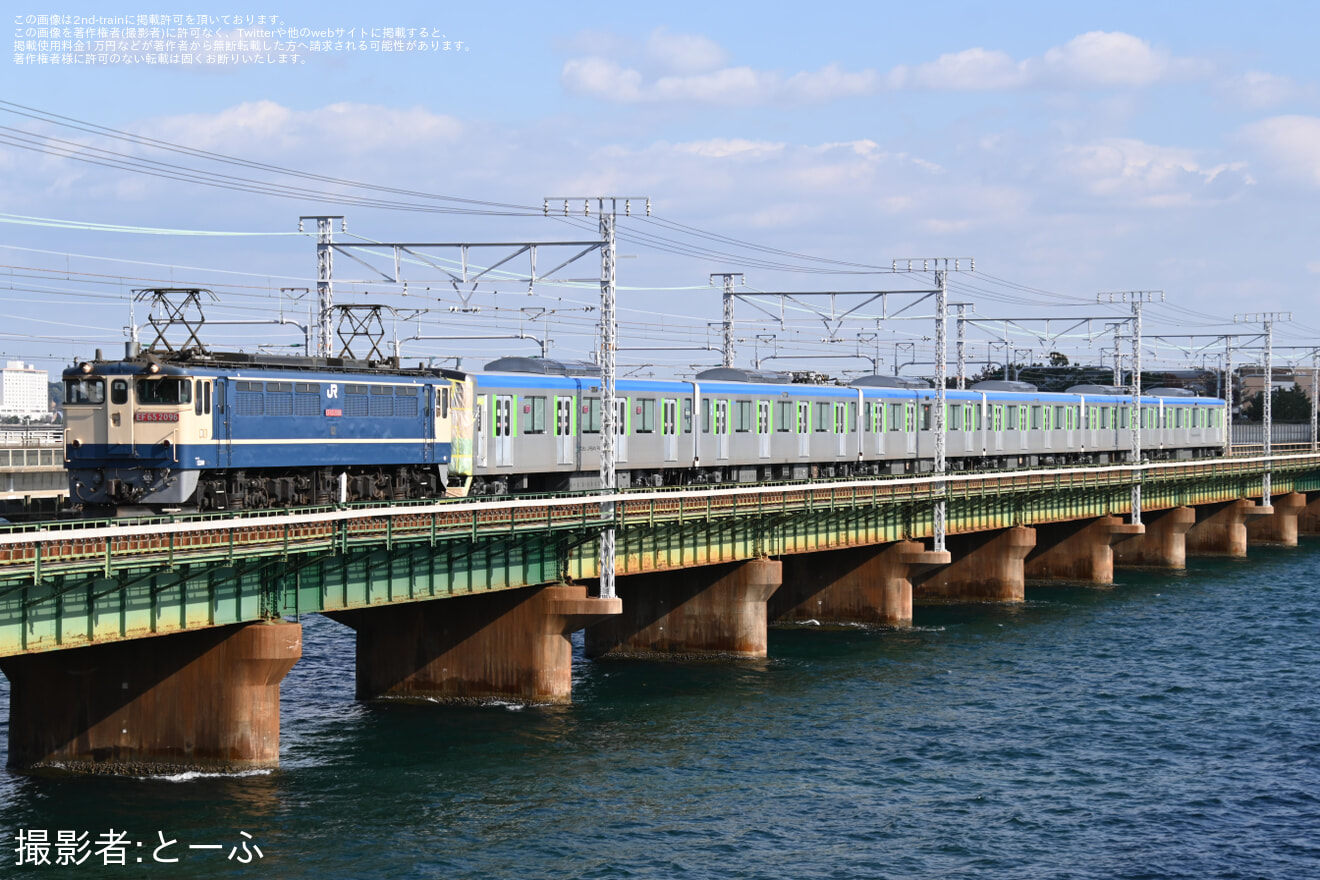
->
[475,394,489,468]
[715,400,729,460]
[797,401,810,457]
[555,396,574,466]
[834,402,847,456]
[106,376,134,457]
[615,399,629,462]
[757,400,771,459]
[663,398,678,462]
[494,395,513,467]
[993,404,1004,452]
[423,386,435,463]
[215,378,231,467]
[905,402,917,455]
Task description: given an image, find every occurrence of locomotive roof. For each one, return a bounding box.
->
[64,351,466,381]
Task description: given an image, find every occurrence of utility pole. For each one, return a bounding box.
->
[711,272,745,368]
[1312,349,1318,453]
[299,215,344,357]
[956,303,967,389]
[1224,336,1233,456]
[1234,312,1290,507]
[546,196,649,600]
[893,258,974,553]
[1100,290,1163,525]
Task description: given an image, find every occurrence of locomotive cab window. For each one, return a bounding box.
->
[65,378,105,405]
[136,377,191,405]
[112,379,128,406]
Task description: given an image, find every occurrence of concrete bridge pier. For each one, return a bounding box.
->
[1024,515,1144,584]
[1246,492,1305,546]
[771,541,950,626]
[0,620,301,774]
[1113,506,1196,569]
[914,526,1036,603]
[585,558,782,659]
[1298,491,1320,536]
[1185,499,1273,557]
[328,585,620,705]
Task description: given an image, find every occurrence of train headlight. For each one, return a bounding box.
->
[147,362,160,374]
[79,362,92,374]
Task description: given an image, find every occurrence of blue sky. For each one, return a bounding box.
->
[5,1,1320,377]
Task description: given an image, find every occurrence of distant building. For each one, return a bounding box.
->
[0,360,49,421]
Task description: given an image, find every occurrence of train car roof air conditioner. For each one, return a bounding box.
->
[693,368,793,384]
[970,380,1039,393]
[850,374,932,389]
[1146,387,1197,398]
[483,357,600,376]
[1067,384,1129,395]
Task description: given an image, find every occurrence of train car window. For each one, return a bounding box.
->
[65,378,105,405]
[195,380,204,415]
[683,399,693,433]
[296,383,318,393]
[396,386,418,395]
[266,382,292,393]
[702,399,711,433]
[815,402,831,432]
[921,404,932,431]
[136,378,191,405]
[111,379,128,406]
[733,400,751,433]
[636,399,656,433]
[948,404,961,431]
[888,403,903,432]
[1005,405,1017,429]
[346,385,367,394]
[437,387,450,418]
[776,401,792,432]
[848,402,857,432]
[204,381,212,414]
[371,385,391,395]
[524,396,547,434]
[582,398,602,433]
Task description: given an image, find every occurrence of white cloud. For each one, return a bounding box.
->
[645,28,727,75]
[1239,115,1320,186]
[1218,71,1313,109]
[671,138,786,159]
[562,29,1213,105]
[148,100,463,156]
[1054,138,1251,207]
[1033,31,1209,88]
[887,48,1027,91]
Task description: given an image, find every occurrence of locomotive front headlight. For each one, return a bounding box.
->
[148,363,160,374]
[79,362,92,374]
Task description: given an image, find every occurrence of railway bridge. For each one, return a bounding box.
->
[3,451,1320,774]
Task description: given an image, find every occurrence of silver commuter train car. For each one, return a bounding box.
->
[467,360,1226,495]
